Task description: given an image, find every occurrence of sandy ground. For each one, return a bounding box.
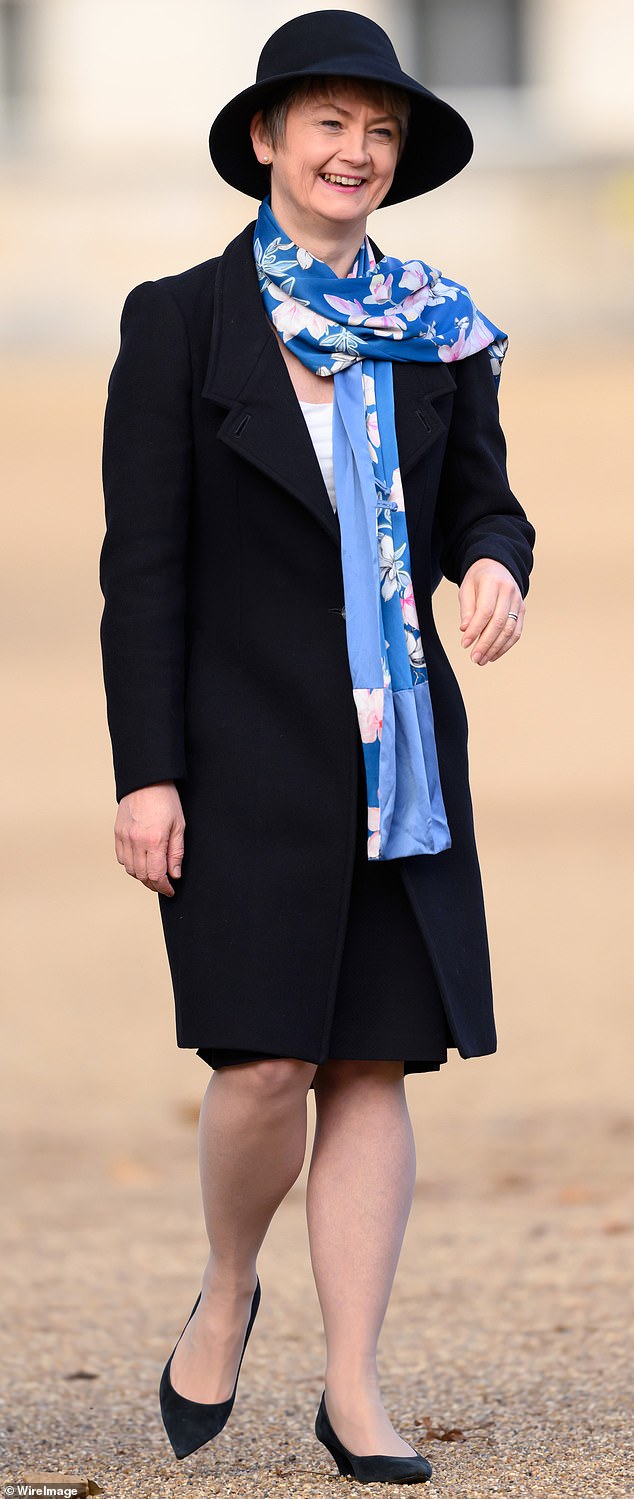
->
[1,351,633,1496]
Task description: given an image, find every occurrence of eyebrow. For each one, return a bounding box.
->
[310,100,398,123]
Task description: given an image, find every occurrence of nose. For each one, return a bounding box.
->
[337,129,371,168]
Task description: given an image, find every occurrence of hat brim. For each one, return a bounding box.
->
[208,63,473,207]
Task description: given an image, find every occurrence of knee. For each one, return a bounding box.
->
[225,1056,316,1105]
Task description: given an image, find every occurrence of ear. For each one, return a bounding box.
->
[250,110,272,164]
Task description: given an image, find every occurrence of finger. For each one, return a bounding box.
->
[116,834,137,878]
[146,845,167,880]
[475,602,524,664]
[479,608,524,664]
[116,829,150,883]
[470,585,522,660]
[461,579,499,649]
[127,827,153,882]
[167,823,185,879]
[129,825,162,885]
[471,601,517,661]
[141,871,175,895]
[458,573,476,634]
[132,851,149,882]
[144,847,175,896]
[147,857,175,887]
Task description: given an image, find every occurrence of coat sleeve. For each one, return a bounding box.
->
[99,279,192,802]
[433,347,535,596]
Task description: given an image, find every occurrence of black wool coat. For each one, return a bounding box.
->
[99,221,535,1062]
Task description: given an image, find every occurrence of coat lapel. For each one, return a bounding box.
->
[202,222,341,545]
[202,222,457,547]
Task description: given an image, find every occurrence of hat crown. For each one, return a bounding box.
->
[256,9,401,84]
[209,8,473,206]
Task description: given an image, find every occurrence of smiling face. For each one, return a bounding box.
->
[250,80,403,253]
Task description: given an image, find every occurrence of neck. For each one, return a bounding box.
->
[268,191,367,278]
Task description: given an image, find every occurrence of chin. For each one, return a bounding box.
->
[316,185,387,218]
[314,192,374,216]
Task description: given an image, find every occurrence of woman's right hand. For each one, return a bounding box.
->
[114,781,186,896]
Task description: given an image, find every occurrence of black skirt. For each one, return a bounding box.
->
[197,736,457,1086]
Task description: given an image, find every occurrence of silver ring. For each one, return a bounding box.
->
[508,611,519,621]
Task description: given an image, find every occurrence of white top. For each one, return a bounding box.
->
[299,399,336,512]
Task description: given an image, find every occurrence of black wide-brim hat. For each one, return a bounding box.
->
[209,9,473,208]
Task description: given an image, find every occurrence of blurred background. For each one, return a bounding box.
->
[1,3,633,1490]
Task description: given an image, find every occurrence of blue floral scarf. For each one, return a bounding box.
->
[254,196,507,860]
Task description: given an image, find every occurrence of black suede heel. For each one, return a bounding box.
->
[315,1390,432,1485]
[159,1277,261,1459]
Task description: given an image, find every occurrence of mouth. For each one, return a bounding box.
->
[319,172,367,191]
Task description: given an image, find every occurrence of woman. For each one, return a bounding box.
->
[99,9,535,1486]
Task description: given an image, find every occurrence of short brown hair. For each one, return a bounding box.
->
[261,75,410,162]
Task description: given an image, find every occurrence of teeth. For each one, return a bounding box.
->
[322,173,363,186]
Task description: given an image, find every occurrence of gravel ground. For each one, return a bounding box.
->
[2,1108,633,1499]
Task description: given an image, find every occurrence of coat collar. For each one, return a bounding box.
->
[202,221,456,547]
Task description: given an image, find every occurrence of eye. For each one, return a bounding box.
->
[320,118,343,129]
[371,126,395,140]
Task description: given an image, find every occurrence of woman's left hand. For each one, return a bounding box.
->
[458,558,525,665]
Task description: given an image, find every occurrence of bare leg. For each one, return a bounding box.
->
[306,1060,418,1457]
[170,1057,316,1402]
